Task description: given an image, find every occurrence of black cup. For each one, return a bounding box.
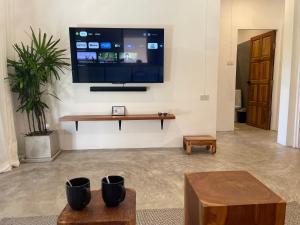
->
[66,177,91,210]
[102,176,126,207]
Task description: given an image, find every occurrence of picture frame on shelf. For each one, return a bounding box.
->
[112,106,126,116]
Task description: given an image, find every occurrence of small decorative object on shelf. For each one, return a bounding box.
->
[112,106,126,116]
[158,112,169,117]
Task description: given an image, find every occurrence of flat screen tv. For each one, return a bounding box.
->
[69,27,164,83]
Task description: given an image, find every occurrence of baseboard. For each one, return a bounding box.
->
[21,150,62,163]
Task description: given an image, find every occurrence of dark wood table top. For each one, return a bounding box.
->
[57,189,136,225]
[185,171,285,206]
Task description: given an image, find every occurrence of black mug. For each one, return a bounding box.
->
[66,177,91,210]
[102,176,126,207]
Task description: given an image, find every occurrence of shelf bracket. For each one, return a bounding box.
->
[118,120,122,131]
[75,121,78,131]
[161,119,164,130]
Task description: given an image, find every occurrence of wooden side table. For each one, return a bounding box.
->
[57,189,136,225]
[183,135,216,154]
[184,171,286,225]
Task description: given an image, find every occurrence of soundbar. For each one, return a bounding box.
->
[90,86,148,92]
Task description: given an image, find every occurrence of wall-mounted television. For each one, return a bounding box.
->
[69,28,164,83]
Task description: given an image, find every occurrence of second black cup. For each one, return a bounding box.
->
[102,176,126,207]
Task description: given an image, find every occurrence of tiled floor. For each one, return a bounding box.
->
[0,124,299,219]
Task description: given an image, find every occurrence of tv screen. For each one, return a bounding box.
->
[69,28,164,83]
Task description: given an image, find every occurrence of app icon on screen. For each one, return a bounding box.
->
[77,52,97,61]
[100,42,112,49]
[76,42,87,49]
[120,52,138,63]
[79,31,88,37]
[147,43,158,49]
[99,52,118,63]
[88,42,99,49]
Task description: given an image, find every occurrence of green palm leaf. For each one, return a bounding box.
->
[7,27,70,135]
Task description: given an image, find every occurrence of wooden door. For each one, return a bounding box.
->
[247,31,276,130]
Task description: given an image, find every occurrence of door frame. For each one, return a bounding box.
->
[234,28,282,131]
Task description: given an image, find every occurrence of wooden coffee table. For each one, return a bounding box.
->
[185,171,286,225]
[57,189,136,225]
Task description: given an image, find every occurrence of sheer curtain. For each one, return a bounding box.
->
[0,0,20,173]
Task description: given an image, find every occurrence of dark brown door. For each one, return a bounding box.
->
[247,31,276,130]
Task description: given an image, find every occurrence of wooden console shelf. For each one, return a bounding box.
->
[59,114,176,131]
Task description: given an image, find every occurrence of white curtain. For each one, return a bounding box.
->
[0,0,20,173]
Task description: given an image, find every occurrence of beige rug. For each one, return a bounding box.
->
[1,203,299,225]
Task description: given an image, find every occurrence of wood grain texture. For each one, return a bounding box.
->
[247,31,276,130]
[57,189,136,225]
[184,171,286,225]
[60,114,176,122]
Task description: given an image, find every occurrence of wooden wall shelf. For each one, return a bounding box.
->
[59,114,176,131]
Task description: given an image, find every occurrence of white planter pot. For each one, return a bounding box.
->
[24,130,61,163]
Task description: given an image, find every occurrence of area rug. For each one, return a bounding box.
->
[1,203,300,225]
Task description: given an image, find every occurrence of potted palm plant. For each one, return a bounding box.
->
[7,28,69,162]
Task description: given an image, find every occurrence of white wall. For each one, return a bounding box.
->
[218,0,285,131]
[277,0,300,148]
[238,29,272,45]
[7,0,220,150]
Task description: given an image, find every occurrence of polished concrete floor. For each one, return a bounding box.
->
[0,124,299,219]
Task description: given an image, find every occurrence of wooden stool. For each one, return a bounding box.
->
[183,135,216,154]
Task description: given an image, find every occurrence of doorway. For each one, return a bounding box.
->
[235,29,276,130]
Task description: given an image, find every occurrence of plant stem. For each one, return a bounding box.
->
[32,111,36,133]
[41,109,47,132]
[40,113,45,133]
[26,111,32,133]
[35,110,42,133]
[37,108,44,133]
